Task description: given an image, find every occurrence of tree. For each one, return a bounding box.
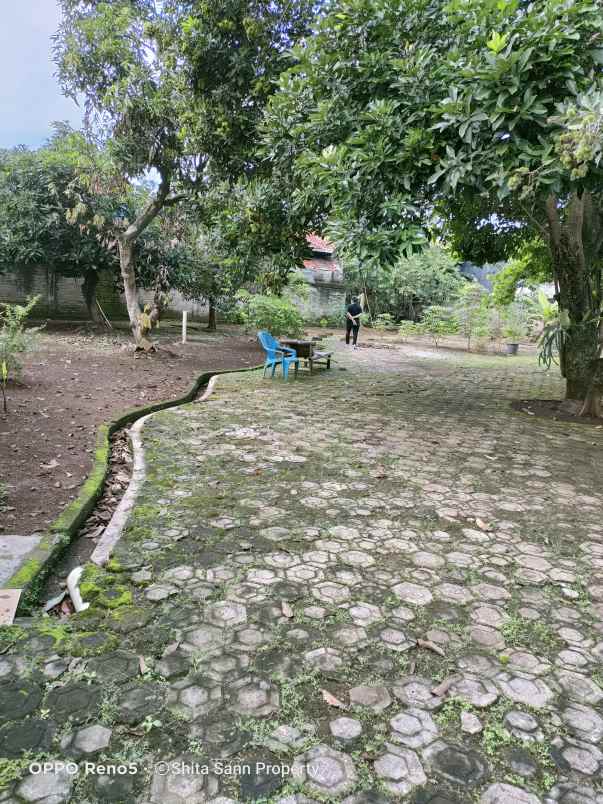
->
[55,0,319,346]
[0,131,119,321]
[265,0,603,406]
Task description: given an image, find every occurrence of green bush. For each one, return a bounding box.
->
[502,302,529,342]
[454,283,489,351]
[421,305,458,348]
[374,313,396,331]
[238,291,305,338]
[0,296,42,380]
[398,320,424,341]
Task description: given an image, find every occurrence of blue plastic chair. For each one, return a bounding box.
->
[257,331,299,380]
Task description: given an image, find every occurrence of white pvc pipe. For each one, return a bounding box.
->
[182,310,188,344]
[66,566,90,613]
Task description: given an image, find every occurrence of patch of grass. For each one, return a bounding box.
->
[500,615,559,651]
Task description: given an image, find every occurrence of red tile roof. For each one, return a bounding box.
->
[306,233,335,254]
[303,258,339,272]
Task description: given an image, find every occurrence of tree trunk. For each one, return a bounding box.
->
[545,192,602,401]
[206,299,217,332]
[118,239,144,346]
[81,270,101,323]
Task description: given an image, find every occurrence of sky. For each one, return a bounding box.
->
[0,1,82,149]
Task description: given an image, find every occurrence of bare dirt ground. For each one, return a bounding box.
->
[0,322,263,536]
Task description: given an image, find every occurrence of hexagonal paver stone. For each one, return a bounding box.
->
[552,737,603,777]
[69,724,112,756]
[16,766,74,804]
[479,783,541,803]
[312,582,351,605]
[545,782,603,803]
[118,682,165,726]
[230,677,279,717]
[373,742,426,797]
[380,627,414,652]
[181,625,224,654]
[392,582,433,606]
[392,676,443,711]
[561,704,603,744]
[423,741,489,788]
[148,756,219,803]
[390,708,438,748]
[449,676,498,709]
[461,712,483,735]
[0,678,42,722]
[496,673,554,709]
[145,583,178,601]
[349,685,392,712]
[86,650,140,684]
[168,680,222,721]
[304,647,343,672]
[342,550,375,567]
[0,718,56,758]
[46,682,102,725]
[555,671,603,705]
[503,711,542,743]
[206,601,247,627]
[266,723,315,753]
[292,744,357,797]
[349,602,383,626]
[330,717,363,741]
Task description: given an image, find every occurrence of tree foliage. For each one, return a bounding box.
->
[265,0,603,400]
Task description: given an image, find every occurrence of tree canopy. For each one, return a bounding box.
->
[264,0,603,399]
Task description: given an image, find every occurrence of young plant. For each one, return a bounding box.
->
[454,283,489,351]
[0,296,42,384]
[421,305,457,348]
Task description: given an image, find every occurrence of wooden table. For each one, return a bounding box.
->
[280,339,332,374]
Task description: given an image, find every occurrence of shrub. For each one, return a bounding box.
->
[398,320,423,341]
[374,313,396,331]
[454,283,489,351]
[502,302,529,342]
[421,305,458,348]
[238,292,305,338]
[0,296,42,380]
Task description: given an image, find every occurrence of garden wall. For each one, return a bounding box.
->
[0,265,210,321]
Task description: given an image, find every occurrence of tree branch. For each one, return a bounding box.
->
[120,168,172,243]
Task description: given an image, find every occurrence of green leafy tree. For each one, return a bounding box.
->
[266,0,603,408]
[0,131,119,320]
[55,0,318,346]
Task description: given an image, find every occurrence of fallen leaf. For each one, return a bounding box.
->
[431,675,460,698]
[417,638,446,658]
[281,601,294,618]
[475,518,493,532]
[321,689,348,710]
[139,656,148,675]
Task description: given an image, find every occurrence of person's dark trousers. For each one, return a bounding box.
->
[346,320,360,345]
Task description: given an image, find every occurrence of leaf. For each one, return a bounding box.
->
[138,656,148,675]
[431,675,460,697]
[416,638,446,658]
[281,601,294,618]
[321,689,348,710]
[475,518,493,532]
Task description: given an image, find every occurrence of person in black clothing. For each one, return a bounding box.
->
[346,297,363,347]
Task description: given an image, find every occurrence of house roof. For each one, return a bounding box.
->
[303,258,339,272]
[306,233,335,254]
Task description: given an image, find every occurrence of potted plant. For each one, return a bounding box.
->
[502,303,528,355]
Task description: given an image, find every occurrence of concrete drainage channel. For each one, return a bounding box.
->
[41,373,222,615]
[4,366,259,618]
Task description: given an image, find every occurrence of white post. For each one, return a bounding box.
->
[182,310,188,344]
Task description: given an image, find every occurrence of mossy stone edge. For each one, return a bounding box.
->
[6,363,263,612]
